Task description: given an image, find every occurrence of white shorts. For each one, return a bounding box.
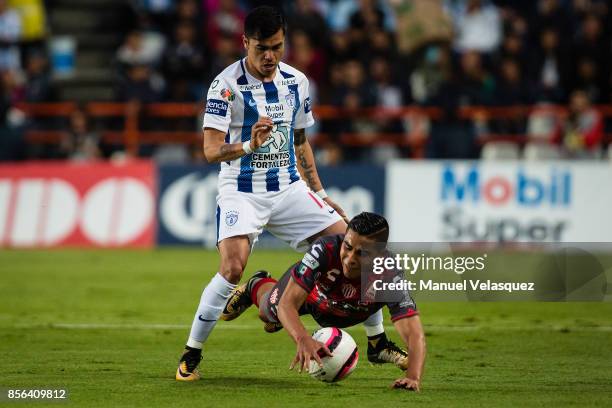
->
[216,180,342,251]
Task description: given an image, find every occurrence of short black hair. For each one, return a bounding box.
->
[347,212,389,243]
[244,6,286,40]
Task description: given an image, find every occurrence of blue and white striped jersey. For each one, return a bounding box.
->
[203,58,315,193]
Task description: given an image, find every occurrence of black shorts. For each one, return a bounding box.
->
[260,262,308,324]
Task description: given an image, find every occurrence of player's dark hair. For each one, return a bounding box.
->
[347,212,389,243]
[244,6,286,40]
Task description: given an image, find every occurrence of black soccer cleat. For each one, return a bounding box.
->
[176,346,202,381]
[221,270,271,321]
[367,336,409,370]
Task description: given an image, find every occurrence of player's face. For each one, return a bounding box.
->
[340,230,378,280]
[243,29,285,80]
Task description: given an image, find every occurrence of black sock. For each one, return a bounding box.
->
[246,271,270,295]
[367,332,387,349]
[246,276,263,295]
[185,345,202,353]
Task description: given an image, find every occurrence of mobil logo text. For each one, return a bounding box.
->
[440,164,571,207]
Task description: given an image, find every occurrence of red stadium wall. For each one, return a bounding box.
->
[0,161,156,248]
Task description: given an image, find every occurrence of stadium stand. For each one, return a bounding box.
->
[0,0,611,162]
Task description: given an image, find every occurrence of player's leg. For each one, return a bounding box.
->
[222,275,282,333]
[189,236,251,338]
[257,267,296,333]
[364,309,409,370]
[364,309,385,338]
[177,191,270,381]
[306,218,346,242]
[176,236,251,381]
[221,263,297,335]
[265,180,344,251]
[220,269,276,321]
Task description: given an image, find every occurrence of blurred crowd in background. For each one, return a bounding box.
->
[0,0,611,163]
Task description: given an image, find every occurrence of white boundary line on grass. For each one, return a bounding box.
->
[4,323,612,332]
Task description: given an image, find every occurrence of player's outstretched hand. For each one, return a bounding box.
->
[323,197,349,223]
[290,336,332,373]
[250,117,274,150]
[391,377,420,392]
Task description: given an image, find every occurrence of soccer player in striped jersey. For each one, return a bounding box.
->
[176,6,396,381]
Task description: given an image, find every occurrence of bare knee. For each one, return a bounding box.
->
[218,236,250,284]
[219,257,246,284]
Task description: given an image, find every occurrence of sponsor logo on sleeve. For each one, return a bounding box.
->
[220,88,235,101]
[399,298,415,308]
[205,99,229,116]
[302,252,320,269]
[297,263,309,276]
[304,97,311,114]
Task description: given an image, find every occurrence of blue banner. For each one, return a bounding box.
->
[317,164,385,217]
[156,164,385,247]
[157,164,220,247]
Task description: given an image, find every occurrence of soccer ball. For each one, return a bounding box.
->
[308,327,359,382]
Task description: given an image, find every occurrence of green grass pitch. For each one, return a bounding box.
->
[1,249,611,407]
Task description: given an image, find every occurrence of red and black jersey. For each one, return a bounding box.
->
[289,234,418,328]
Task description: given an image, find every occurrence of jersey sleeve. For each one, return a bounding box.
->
[386,282,419,322]
[294,77,315,130]
[202,77,233,133]
[290,238,331,293]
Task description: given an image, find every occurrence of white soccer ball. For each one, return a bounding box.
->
[308,327,359,382]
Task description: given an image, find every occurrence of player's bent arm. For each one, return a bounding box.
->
[277,277,310,343]
[393,315,426,386]
[203,127,246,163]
[203,118,272,163]
[278,277,332,372]
[294,128,323,192]
[294,128,348,221]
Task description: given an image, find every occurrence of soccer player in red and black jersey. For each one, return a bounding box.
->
[221,212,426,391]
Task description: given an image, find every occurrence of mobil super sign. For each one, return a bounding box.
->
[439,163,572,242]
[441,164,571,207]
